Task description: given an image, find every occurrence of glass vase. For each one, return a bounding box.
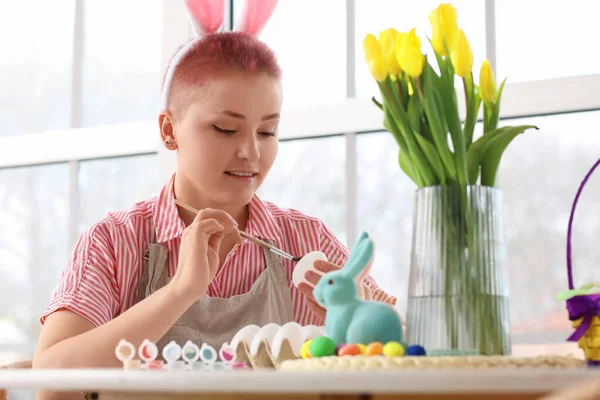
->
[405,185,511,356]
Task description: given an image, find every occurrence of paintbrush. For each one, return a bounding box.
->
[173,198,302,262]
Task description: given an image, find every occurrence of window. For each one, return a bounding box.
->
[0,164,70,348]
[233,0,348,108]
[496,0,600,82]
[0,1,75,136]
[257,136,347,245]
[81,0,164,127]
[78,154,161,232]
[354,0,487,99]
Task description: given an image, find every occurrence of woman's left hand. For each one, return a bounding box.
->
[297,260,372,321]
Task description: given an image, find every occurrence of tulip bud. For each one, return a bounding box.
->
[479,59,497,104]
[450,29,473,78]
[429,3,460,56]
[395,28,425,78]
[363,34,390,82]
[379,28,401,78]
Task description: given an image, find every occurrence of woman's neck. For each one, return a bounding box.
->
[172,174,250,231]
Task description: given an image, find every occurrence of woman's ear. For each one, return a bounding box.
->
[233,0,278,36]
[184,0,225,37]
[159,112,177,150]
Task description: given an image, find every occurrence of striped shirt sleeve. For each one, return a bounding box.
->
[319,224,397,307]
[41,222,119,327]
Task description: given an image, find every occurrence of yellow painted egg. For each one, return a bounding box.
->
[383,341,405,357]
[301,340,312,359]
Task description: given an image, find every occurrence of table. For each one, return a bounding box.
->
[0,368,598,399]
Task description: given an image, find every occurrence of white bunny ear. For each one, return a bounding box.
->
[233,0,278,36]
[184,0,225,37]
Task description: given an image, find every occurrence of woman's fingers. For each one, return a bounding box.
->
[304,270,322,286]
[197,208,237,229]
[313,260,342,273]
[298,282,315,299]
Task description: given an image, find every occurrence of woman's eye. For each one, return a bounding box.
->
[259,131,276,137]
[212,125,236,134]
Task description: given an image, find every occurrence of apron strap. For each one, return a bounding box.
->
[137,219,168,302]
[260,238,287,280]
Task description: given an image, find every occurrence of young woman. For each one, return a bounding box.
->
[33,0,396,374]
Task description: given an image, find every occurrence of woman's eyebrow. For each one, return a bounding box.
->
[220,110,280,121]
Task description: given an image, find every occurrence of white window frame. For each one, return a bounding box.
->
[1,0,597,347]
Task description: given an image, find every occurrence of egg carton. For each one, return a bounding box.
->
[227,322,326,369]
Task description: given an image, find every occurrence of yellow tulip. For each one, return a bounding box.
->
[363,34,381,62]
[378,28,401,77]
[363,34,389,81]
[479,59,497,104]
[395,28,425,78]
[429,3,460,56]
[450,29,473,78]
[367,57,389,82]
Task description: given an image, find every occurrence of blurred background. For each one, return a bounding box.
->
[1,0,599,368]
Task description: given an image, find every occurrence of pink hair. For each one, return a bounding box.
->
[162,32,281,116]
[160,0,281,116]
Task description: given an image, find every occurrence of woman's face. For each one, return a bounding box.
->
[166,69,282,207]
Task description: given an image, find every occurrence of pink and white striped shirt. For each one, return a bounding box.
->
[42,174,396,327]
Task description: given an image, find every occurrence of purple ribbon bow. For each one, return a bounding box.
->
[566,293,600,341]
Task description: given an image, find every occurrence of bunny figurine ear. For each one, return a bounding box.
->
[342,232,375,280]
[233,0,279,36]
[184,0,225,37]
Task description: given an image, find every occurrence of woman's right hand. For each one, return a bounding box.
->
[170,208,241,300]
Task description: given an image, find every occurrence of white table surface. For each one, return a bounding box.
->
[0,368,599,394]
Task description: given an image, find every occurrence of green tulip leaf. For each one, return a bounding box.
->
[414,132,446,184]
[466,125,538,185]
[398,148,417,185]
[407,94,422,134]
[480,124,539,186]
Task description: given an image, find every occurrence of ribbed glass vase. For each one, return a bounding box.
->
[405,185,511,356]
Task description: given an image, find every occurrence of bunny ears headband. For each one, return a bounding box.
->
[160,0,279,110]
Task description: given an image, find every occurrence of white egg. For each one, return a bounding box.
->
[303,324,327,340]
[292,251,328,288]
[249,323,281,356]
[270,322,306,358]
[230,324,260,350]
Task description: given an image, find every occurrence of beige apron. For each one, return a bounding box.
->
[135,223,296,356]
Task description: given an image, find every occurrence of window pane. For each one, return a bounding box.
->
[233,0,347,108]
[356,132,414,315]
[357,111,600,333]
[81,0,163,127]
[498,111,600,334]
[0,164,70,346]
[258,137,347,245]
[355,0,486,99]
[0,2,74,136]
[78,154,161,232]
[496,0,599,82]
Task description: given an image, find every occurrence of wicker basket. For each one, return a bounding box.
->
[563,158,600,366]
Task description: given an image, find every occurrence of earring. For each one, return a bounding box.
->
[165,140,170,145]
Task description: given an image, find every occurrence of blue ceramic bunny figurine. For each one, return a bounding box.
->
[313,232,403,346]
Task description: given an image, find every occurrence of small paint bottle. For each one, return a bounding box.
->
[115,339,140,370]
[138,339,162,370]
[162,340,185,370]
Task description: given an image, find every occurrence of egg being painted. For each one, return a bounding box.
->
[292,251,328,288]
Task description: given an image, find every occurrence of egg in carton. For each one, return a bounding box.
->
[227,322,326,369]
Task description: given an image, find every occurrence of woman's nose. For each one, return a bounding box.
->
[236,135,260,162]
